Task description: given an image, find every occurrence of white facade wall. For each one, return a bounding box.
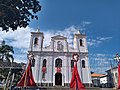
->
[28,31,92,86]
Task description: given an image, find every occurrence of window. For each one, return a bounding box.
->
[82,60,85,68]
[31,58,35,67]
[42,72,45,81]
[42,59,47,67]
[71,60,74,68]
[80,39,83,46]
[115,72,118,80]
[34,38,38,45]
[57,41,63,50]
[71,60,74,72]
[55,58,62,67]
[42,59,47,81]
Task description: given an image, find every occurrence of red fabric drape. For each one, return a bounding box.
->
[118,63,120,89]
[56,67,61,73]
[17,62,36,87]
[70,63,85,90]
[42,67,46,73]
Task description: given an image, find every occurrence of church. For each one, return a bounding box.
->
[28,29,92,87]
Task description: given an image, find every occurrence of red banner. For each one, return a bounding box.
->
[56,67,61,73]
[17,62,36,87]
[70,63,85,90]
[42,67,46,73]
[118,63,120,89]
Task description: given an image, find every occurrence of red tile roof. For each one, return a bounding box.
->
[91,73,105,77]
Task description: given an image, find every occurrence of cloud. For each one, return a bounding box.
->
[42,30,54,47]
[43,25,79,47]
[0,25,113,64]
[97,37,112,41]
[76,21,92,32]
[0,26,78,62]
[43,25,112,48]
[0,25,82,62]
[0,21,92,48]
[0,27,34,63]
[0,27,34,48]
[81,21,91,27]
[87,36,112,47]
[89,53,116,74]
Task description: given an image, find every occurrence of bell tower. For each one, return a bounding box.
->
[29,28,44,51]
[74,31,88,52]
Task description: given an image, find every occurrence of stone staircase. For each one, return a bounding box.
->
[40,87,101,90]
[16,86,102,90]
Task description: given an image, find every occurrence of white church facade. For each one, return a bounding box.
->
[28,30,92,87]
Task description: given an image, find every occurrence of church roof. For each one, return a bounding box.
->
[51,35,67,40]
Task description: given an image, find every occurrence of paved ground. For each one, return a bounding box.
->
[101,88,113,90]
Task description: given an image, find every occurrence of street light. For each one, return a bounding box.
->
[113,53,120,89]
[114,53,120,62]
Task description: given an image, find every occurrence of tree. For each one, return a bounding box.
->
[0,0,41,31]
[0,40,14,62]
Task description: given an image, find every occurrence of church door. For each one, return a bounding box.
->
[55,73,62,85]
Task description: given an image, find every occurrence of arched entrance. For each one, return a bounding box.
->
[55,73,62,85]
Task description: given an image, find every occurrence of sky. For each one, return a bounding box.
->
[0,0,120,74]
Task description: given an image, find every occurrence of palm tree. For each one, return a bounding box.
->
[0,40,14,62]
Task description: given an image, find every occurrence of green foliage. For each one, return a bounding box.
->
[0,68,9,78]
[0,40,14,62]
[0,0,41,31]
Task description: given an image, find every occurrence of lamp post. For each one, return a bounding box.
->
[114,53,120,89]
[114,53,120,62]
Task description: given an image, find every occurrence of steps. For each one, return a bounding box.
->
[15,86,102,90]
[40,87,101,90]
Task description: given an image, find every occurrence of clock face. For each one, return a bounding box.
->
[72,54,79,62]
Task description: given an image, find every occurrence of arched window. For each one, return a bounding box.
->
[42,59,47,81]
[31,58,35,67]
[34,37,38,45]
[80,39,83,46]
[55,58,62,67]
[42,59,47,67]
[82,60,85,68]
[71,60,74,68]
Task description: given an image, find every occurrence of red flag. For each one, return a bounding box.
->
[118,63,120,89]
[17,62,36,87]
[70,63,85,90]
